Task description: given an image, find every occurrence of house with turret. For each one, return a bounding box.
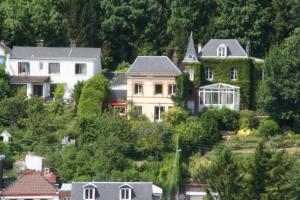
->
[181,32,264,113]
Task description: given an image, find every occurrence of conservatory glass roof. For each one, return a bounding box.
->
[200,83,240,90]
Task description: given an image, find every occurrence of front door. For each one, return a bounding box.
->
[33,85,43,97]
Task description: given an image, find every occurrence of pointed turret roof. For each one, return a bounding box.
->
[182,32,198,63]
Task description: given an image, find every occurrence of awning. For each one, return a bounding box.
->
[9,76,50,83]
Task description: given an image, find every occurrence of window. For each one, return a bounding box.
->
[134,83,143,95]
[18,62,30,74]
[120,188,131,200]
[155,84,163,95]
[134,106,142,117]
[230,68,238,80]
[75,63,87,75]
[63,198,70,200]
[48,63,60,74]
[154,106,165,121]
[0,56,5,65]
[217,44,227,57]
[168,84,176,95]
[114,106,126,116]
[205,68,213,80]
[83,188,95,200]
[187,68,194,81]
[39,62,43,70]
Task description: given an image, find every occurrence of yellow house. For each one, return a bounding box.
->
[127,56,181,121]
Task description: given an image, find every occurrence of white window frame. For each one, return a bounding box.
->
[217,44,227,57]
[134,83,143,95]
[168,84,176,95]
[205,68,213,81]
[83,188,95,200]
[154,106,165,122]
[75,63,87,75]
[48,63,60,74]
[230,68,238,80]
[18,62,30,74]
[134,106,143,117]
[39,62,43,70]
[120,188,131,200]
[187,68,194,81]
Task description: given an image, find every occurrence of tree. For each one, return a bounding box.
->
[206,146,243,200]
[162,106,189,127]
[0,96,26,127]
[171,73,192,109]
[77,73,110,118]
[0,67,11,99]
[258,28,300,130]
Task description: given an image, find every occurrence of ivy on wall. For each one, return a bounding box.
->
[187,58,264,110]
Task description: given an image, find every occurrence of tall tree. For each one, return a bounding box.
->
[258,28,300,130]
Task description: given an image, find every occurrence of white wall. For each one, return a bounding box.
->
[25,155,44,171]
[8,57,101,98]
[4,195,59,200]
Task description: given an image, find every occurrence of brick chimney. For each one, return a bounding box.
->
[37,40,45,47]
[70,40,76,47]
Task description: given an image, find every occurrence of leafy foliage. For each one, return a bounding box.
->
[258,119,281,137]
[77,74,110,119]
[172,73,192,109]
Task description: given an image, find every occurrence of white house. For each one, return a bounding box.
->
[7,46,102,99]
[0,130,12,143]
[25,154,45,172]
[0,42,11,68]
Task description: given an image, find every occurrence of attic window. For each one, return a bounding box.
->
[217,44,227,57]
[83,188,95,200]
[120,188,131,200]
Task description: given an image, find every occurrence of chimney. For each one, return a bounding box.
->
[197,44,202,54]
[0,155,5,189]
[37,40,45,47]
[70,40,76,47]
[172,47,178,66]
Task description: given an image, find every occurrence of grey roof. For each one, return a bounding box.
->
[183,32,198,63]
[128,56,181,75]
[104,72,127,87]
[11,46,101,60]
[0,42,11,53]
[200,39,248,58]
[70,182,156,200]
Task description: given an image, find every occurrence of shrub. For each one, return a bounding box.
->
[214,108,239,131]
[162,106,189,127]
[239,110,258,129]
[237,128,254,137]
[258,119,282,137]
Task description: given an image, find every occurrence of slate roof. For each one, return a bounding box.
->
[128,56,181,75]
[9,76,50,83]
[70,182,158,200]
[183,32,198,63]
[104,72,127,87]
[0,42,11,53]
[1,174,58,196]
[200,39,248,58]
[10,46,101,60]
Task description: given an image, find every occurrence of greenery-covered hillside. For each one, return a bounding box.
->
[0,0,299,68]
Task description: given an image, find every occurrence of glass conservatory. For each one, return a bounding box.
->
[199,83,240,112]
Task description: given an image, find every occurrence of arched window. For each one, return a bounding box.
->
[230,68,238,80]
[217,44,227,57]
[205,68,213,81]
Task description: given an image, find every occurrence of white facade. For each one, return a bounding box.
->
[8,57,101,99]
[25,154,45,171]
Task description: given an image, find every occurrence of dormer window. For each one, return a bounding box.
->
[120,188,131,200]
[83,188,95,200]
[217,44,227,57]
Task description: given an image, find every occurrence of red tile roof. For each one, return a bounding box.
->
[1,174,58,196]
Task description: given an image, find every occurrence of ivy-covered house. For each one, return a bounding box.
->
[181,32,264,112]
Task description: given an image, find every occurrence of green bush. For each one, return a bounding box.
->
[200,108,239,131]
[239,110,258,129]
[258,119,282,137]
